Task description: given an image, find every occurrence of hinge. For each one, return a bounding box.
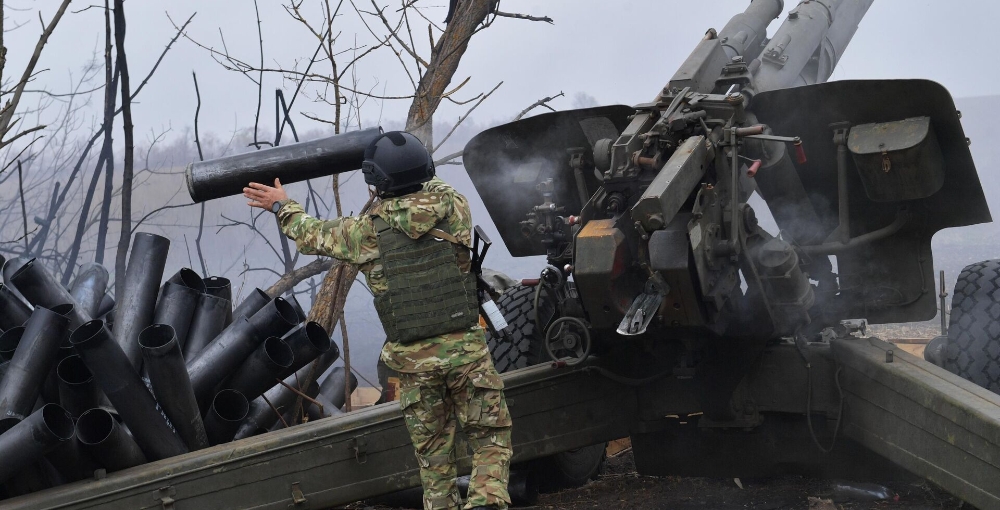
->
[349,435,369,464]
[155,486,176,510]
[288,482,308,507]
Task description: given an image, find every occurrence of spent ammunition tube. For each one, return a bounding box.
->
[204,389,250,445]
[165,267,207,293]
[68,263,110,318]
[45,436,104,483]
[280,322,334,377]
[224,336,294,402]
[56,355,112,419]
[70,320,188,460]
[112,232,170,371]
[0,283,32,331]
[76,407,148,472]
[182,293,231,360]
[0,305,71,433]
[308,391,343,420]
[185,127,383,203]
[96,294,115,318]
[232,288,271,323]
[153,283,200,352]
[9,259,90,329]
[203,276,233,326]
[0,326,22,361]
[0,404,74,483]
[187,297,298,403]
[320,366,359,410]
[139,324,210,451]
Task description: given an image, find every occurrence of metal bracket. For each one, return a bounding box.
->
[617,286,664,336]
[350,435,368,464]
[288,482,308,507]
[155,486,176,510]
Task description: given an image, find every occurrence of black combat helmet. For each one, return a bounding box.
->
[362,131,435,195]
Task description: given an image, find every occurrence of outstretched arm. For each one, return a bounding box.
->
[244,178,376,264]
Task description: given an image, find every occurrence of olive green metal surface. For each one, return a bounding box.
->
[1,362,630,510]
[833,337,1000,510]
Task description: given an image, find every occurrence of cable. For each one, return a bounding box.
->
[805,363,844,454]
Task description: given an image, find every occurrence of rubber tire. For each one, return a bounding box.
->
[486,284,550,372]
[485,283,605,491]
[944,260,1000,394]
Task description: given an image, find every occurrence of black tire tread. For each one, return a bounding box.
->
[944,259,1000,394]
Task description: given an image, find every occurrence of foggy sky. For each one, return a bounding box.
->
[2,1,998,140]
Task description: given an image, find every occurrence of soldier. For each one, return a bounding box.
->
[243,130,512,510]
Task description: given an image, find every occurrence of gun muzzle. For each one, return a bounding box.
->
[185,127,383,203]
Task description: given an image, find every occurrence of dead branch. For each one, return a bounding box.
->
[266,257,335,297]
[113,0,135,300]
[433,80,500,153]
[433,150,462,166]
[0,0,72,148]
[493,10,553,24]
[17,161,27,249]
[514,90,564,121]
[192,71,209,276]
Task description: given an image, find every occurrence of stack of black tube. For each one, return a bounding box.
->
[0,232,356,499]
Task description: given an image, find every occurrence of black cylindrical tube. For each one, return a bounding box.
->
[0,306,71,433]
[235,374,316,439]
[69,263,110,318]
[320,366,359,410]
[232,288,270,323]
[8,259,90,329]
[56,355,111,418]
[0,283,31,331]
[203,276,231,300]
[287,295,307,323]
[308,390,343,420]
[0,326,22,361]
[183,293,230,360]
[187,298,298,403]
[139,324,209,451]
[70,320,188,460]
[282,322,335,377]
[204,276,233,325]
[185,128,383,203]
[225,336,294,401]
[0,404,74,483]
[76,407,148,472]
[112,232,170,371]
[204,389,249,445]
[46,436,103,483]
[96,294,115,318]
[153,283,199,351]
[166,267,207,293]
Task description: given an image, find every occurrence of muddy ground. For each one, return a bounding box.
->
[355,449,967,510]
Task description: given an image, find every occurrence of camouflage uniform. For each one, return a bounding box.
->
[278,177,513,510]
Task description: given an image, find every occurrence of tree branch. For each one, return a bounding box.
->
[492,10,553,24]
[514,90,564,121]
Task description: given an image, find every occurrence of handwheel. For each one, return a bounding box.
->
[544,316,591,366]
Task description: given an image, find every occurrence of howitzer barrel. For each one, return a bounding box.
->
[186,127,383,203]
[718,0,784,61]
[752,0,874,92]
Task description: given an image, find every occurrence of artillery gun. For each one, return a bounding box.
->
[4,1,1000,508]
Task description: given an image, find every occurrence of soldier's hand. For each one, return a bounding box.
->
[244,178,289,211]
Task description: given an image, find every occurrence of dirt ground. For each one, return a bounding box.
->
[357,450,967,510]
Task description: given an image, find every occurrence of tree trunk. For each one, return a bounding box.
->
[404,0,493,147]
[113,0,134,299]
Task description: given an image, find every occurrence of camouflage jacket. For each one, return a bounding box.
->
[277,177,489,373]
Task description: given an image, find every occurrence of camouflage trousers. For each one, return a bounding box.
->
[398,354,513,510]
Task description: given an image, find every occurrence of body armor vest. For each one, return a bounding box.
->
[372,217,480,344]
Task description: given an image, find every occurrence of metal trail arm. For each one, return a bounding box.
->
[832,337,1000,510]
